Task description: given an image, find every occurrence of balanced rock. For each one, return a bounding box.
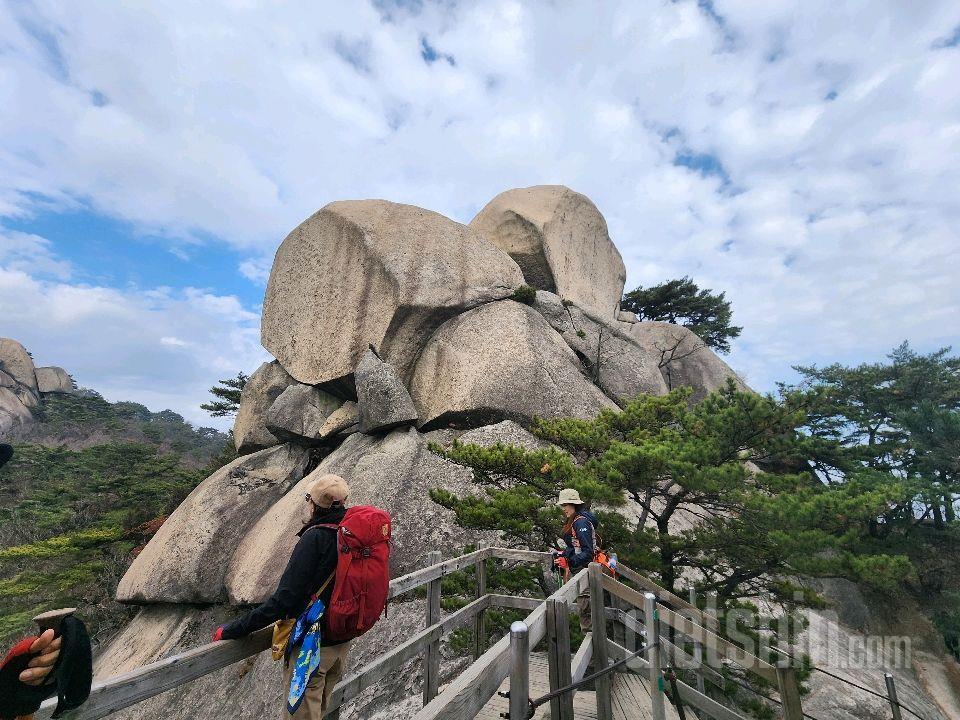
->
[409,300,617,430]
[233,361,298,453]
[356,348,418,433]
[316,400,360,439]
[625,322,748,403]
[261,200,524,388]
[226,427,484,604]
[36,366,75,394]
[0,387,33,435]
[470,186,626,318]
[116,443,309,604]
[265,383,342,444]
[533,291,667,404]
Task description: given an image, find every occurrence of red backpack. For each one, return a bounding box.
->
[321,506,391,643]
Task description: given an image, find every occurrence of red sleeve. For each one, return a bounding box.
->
[0,637,37,670]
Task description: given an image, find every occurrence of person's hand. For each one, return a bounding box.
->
[18,628,61,686]
[553,555,569,571]
[211,626,225,642]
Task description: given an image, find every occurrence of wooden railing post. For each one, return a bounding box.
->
[589,563,613,720]
[546,597,574,720]
[688,586,705,696]
[475,541,488,659]
[644,592,666,720]
[424,550,442,706]
[509,621,530,720]
[776,666,803,720]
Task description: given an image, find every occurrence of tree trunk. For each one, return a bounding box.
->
[933,502,945,529]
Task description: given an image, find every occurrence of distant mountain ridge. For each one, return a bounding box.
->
[0,341,232,648]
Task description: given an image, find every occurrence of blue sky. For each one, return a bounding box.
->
[1,0,959,429]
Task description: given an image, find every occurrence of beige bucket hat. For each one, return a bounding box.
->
[556,488,583,506]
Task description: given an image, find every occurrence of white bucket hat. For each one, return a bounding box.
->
[556,488,583,506]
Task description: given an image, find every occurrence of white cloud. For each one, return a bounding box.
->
[0,0,958,398]
[0,259,268,429]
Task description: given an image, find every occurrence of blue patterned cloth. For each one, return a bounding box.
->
[285,598,326,714]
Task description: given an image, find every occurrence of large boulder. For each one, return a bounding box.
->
[0,338,37,394]
[233,361,299,453]
[226,427,485,605]
[409,300,618,430]
[264,383,342,444]
[116,443,310,604]
[35,366,75,394]
[261,200,524,388]
[0,338,38,409]
[625,322,748,403]
[355,348,418,433]
[469,186,626,318]
[0,387,33,435]
[533,291,667,404]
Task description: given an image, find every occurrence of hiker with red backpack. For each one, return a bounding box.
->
[212,473,391,719]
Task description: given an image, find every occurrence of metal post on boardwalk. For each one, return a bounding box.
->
[885,673,903,720]
[475,541,488,659]
[423,550,442,706]
[644,592,666,720]
[509,621,530,720]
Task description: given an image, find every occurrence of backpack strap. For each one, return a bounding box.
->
[306,523,340,600]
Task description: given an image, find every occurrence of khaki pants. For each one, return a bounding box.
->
[280,641,351,719]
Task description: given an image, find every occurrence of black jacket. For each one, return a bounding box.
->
[221,505,346,645]
[562,509,598,571]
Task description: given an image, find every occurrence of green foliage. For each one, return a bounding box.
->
[510,285,537,305]
[621,276,743,353]
[200,371,249,418]
[26,392,227,468]
[0,441,208,646]
[431,382,908,614]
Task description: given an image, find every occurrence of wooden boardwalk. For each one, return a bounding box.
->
[475,653,680,720]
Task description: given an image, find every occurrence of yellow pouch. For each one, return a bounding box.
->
[271,619,295,661]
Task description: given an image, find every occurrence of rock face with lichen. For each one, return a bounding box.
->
[99,186,956,720]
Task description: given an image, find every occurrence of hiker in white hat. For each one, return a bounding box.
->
[554,488,599,631]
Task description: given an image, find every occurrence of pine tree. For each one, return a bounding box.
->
[200,372,248,418]
[430,382,909,612]
[621,277,743,353]
[792,342,960,531]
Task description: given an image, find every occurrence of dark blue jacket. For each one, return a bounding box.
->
[562,510,598,570]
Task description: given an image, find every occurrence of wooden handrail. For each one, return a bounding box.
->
[34,547,755,720]
[414,567,588,720]
[607,639,750,720]
[600,574,778,683]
